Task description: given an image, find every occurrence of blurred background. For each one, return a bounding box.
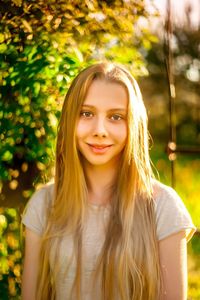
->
[0,0,199,298]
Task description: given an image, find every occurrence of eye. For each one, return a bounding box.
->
[80,111,93,118]
[110,114,123,121]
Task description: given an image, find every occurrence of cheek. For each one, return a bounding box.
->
[112,124,127,143]
[76,121,90,138]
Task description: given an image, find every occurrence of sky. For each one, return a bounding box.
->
[146,0,200,28]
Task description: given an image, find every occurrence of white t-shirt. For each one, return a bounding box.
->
[22,180,196,300]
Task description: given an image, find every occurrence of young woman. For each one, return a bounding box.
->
[22,62,196,300]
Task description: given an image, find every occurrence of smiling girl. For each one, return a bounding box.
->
[22,62,196,300]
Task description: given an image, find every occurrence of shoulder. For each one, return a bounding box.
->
[152,179,187,211]
[152,179,182,208]
[25,182,55,213]
[21,182,55,235]
[30,182,54,204]
[151,179,196,242]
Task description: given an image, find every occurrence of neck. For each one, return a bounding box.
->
[83,162,119,206]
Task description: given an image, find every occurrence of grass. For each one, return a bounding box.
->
[188,235,200,299]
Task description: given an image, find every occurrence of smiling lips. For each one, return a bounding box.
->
[87,143,112,154]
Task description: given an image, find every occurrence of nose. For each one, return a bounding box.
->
[92,116,108,137]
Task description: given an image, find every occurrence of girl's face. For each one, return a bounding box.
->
[76,79,128,169]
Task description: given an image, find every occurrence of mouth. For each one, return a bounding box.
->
[87,143,112,154]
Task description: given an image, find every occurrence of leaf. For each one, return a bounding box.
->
[1,150,13,162]
[0,44,7,54]
[33,82,41,97]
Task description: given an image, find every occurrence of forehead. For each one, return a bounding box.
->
[83,79,128,109]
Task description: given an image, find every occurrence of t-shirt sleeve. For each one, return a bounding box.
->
[154,182,196,242]
[21,184,53,236]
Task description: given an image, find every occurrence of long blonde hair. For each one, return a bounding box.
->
[37,62,161,300]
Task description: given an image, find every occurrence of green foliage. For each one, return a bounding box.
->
[0,0,155,67]
[0,208,21,299]
[0,36,82,185]
[0,0,157,197]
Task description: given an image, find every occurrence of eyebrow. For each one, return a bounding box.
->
[81,104,127,113]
